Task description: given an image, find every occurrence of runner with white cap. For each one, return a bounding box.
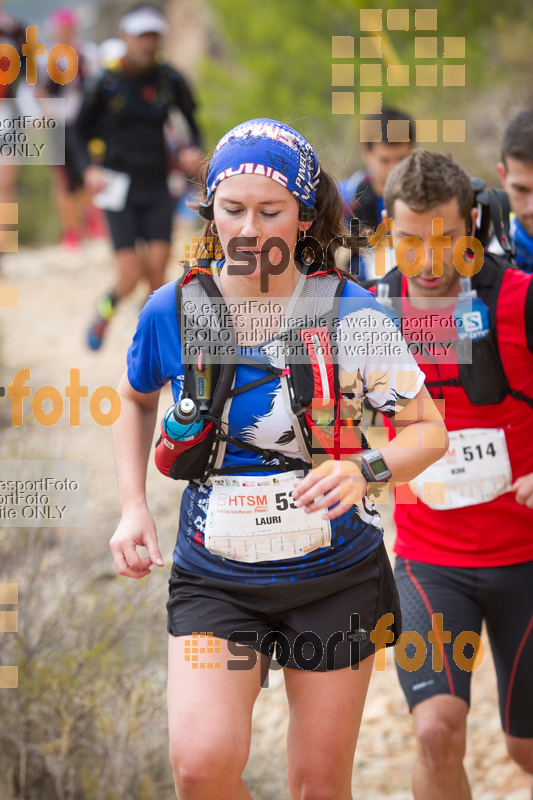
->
[72,4,203,349]
[120,6,170,37]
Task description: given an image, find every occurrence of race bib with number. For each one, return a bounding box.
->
[92,169,131,212]
[414,428,512,509]
[205,471,332,562]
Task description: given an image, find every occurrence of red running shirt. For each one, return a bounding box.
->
[384,268,533,567]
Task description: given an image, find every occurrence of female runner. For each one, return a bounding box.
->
[110,118,448,800]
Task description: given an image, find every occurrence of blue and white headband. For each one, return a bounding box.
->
[206,118,321,208]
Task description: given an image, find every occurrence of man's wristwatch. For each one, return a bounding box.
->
[351,450,392,483]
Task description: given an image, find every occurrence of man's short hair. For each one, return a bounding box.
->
[361,107,414,149]
[384,149,474,225]
[502,109,533,165]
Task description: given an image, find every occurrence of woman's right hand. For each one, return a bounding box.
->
[109,503,164,579]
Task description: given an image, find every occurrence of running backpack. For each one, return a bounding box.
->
[371,254,533,408]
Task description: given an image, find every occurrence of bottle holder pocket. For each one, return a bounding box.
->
[155,420,215,480]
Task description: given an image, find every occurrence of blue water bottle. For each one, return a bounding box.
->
[376,283,401,329]
[163,398,203,440]
[452,277,490,341]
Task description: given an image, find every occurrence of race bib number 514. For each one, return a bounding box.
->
[414,428,512,509]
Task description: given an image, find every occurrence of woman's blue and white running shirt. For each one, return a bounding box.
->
[127,273,424,584]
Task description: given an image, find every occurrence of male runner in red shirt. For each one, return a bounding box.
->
[374,149,533,799]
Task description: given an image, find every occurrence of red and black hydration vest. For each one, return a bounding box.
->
[374,253,533,408]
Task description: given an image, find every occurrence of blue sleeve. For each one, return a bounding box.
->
[338,178,352,205]
[338,169,365,202]
[126,281,183,394]
[338,276,380,307]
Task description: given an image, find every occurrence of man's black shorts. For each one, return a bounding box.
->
[394,557,533,737]
[105,184,175,250]
[167,540,402,671]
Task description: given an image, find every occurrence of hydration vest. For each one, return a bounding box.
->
[99,61,187,123]
[163,260,368,482]
[374,253,533,408]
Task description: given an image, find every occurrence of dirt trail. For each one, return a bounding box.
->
[1,239,531,799]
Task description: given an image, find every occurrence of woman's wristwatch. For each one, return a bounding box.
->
[348,450,392,483]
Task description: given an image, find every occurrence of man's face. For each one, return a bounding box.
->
[362,141,412,195]
[497,156,533,237]
[122,32,161,69]
[391,197,473,298]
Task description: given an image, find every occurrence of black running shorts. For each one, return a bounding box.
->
[167,540,402,671]
[394,557,533,737]
[105,184,175,250]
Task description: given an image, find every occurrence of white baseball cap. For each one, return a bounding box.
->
[99,37,127,64]
[120,7,169,37]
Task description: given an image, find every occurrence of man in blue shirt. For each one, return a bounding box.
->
[339,108,413,280]
[497,109,533,272]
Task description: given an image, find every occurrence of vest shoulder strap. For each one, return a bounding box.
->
[472,251,510,326]
[176,261,237,418]
[378,266,403,293]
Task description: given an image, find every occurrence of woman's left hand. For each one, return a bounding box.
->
[291,458,368,521]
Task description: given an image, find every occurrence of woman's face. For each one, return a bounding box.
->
[212,173,306,277]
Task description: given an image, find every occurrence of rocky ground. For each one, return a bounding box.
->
[1,236,531,799]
